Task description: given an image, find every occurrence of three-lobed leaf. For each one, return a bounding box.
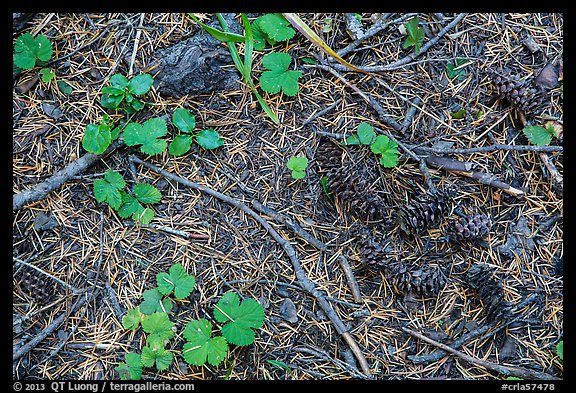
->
[370,135,399,168]
[39,67,55,83]
[123,117,168,155]
[403,16,425,54]
[141,312,175,343]
[122,307,142,330]
[182,319,228,366]
[156,263,196,299]
[141,345,173,371]
[345,122,376,145]
[93,170,126,209]
[14,33,52,70]
[213,291,265,346]
[257,14,296,43]
[260,52,302,96]
[446,58,468,80]
[139,288,173,315]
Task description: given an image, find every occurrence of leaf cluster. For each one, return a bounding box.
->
[93,169,161,225]
[251,13,296,50]
[13,33,52,70]
[522,123,560,146]
[402,16,425,54]
[446,58,468,80]
[169,108,224,156]
[344,122,399,168]
[260,52,302,97]
[101,73,154,114]
[286,156,308,179]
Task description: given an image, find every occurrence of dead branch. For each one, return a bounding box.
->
[402,326,559,380]
[337,255,363,303]
[129,155,373,378]
[12,140,123,211]
[415,143,562,154]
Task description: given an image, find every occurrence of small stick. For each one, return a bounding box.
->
[127,222,210,240]
[344,13,366,40]
[128,13,145,77]
[129,155,372,378]
[402,326,559,380]
[105,283,125,321]
[250,200,326,251]
[302,98,343,125]
[401,96,422,134]
[337,255,363,303]
[414,144,562,154]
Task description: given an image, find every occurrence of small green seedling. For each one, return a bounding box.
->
[101,73,154,113]
[523,123,560,146]
[402,16,425,54]
[169,108,224,156]
[115,352,143,380]
[260,52,302,97]
[251,13,296,50]
[214,291,265,346]
[286,156,308,179]
[320,176,334,204]
[13,33,52,70]
[344,122,399,168]
[39,67,56,83]
[123,117,168,155]
[182,318,229,366]
[446,58,468,80]
[266,359,293,374]
[450,109,467,119]
[556,340,563,360]
[93,170,162,225]
[156,263,196,299]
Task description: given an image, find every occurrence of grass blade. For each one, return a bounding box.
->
[282,13,367,74]
[188,13,245,43]
[241,13,253,83]
[217,14,279,125]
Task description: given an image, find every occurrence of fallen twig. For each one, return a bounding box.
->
[12,140,123,211]
[129,155,373,378]
[401,96,422,134]
[331,13,468,73]
[127,13,145,77]
[402,326,559,380]
[337,255,363,303]
[302,98,343,125]
[414,143,563,154]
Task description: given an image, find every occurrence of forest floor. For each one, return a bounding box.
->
[13,13,563,381]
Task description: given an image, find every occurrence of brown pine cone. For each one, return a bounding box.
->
[316,137,345,171]
[466,263,513,321]
[449,213,492,242]
[358,237,392,268]
[18,268,55,304]
[387,261,447,297]
[489,68,544,116]
[396,194,446,236]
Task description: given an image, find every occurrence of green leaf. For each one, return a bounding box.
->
[356,122,376,145]
[251,19,268,50]
[130,98,145,112]
[134,183,162,204]
[169,135,194,156]
[258,14,296,42]
[287,156,308,180]
[57,80,73,95]
[82,123,112,154]
[403,16,425,54]
[39,67,55,83]
[128,74,154,95]
[370,135,399,168]
[13,33,52,69]
[109,74,129,89]
[101,93,124,109]
[93,170,125,209]
[133,205,155,225]
[101,86,125,96]
[320,176,334,204]
[506,377,522,380]
[301,57,317,65]
[450,109,467,119]
[344,134,361,145]
[141,312,175,342]
[116,352,143,380]
[122,307,142,330]
[172,108,196,134]
[141,345,173,371]
[139,288,173,315]
[182,319,228,366]
[260,52,302,96]
[156,263,196,299]
[196,129,224,150]
[214,292,265,346]
[118,191,141,219]
[188,13,245,43]
[266,359,292,373]
[123,118,168,155]
[446,58,467,80]
[556,340,563,360]
[523,125,553,146]
[241,14,254,85]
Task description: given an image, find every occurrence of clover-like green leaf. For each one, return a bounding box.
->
[172,108,196,134]
[82,123,112,154]
[57,80,73,95]
[122,307,142,330]
[141,345,173,371]
[260,52,302,96]
[134,183,162,204]
[39,67,55,83]
[139,288,173,315]
[141,312,175,343]
[251,19,268,50]
[257,13,296,43]
[123,117,168,155]
[214,291,265,346]
[403,16,425,54]
[117,191,141,219]
[287,156,308,180]
[196,129,224,150]
[370,135,399,168]
[169,135,194,156]
[14,33,52,69]
[346,122,376,145]
[93,170,125,209]
[156,263,196,299]
[116,352,143,380]
[446,58,468,80]
[182,319,228,366]
[128,74,154,96]
[523,125,553,146]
